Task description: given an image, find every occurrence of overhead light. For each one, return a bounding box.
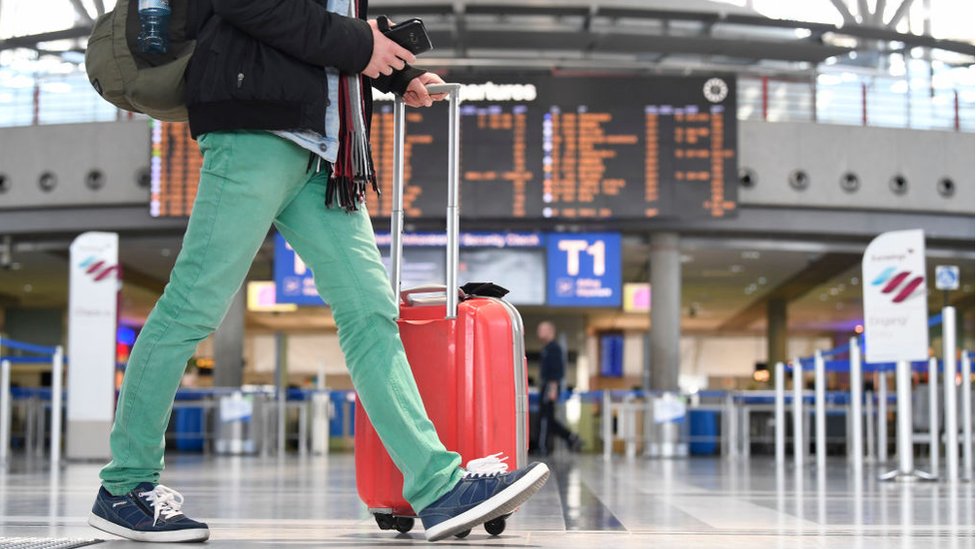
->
[23,284,33,293]
[794,28,812,39]
[730,264,744,273]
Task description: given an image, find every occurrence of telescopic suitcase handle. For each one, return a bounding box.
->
[389,83,462,319]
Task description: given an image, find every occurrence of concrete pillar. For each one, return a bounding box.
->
[767,298,787,366]
[213,287,245,387]
[649,232,681,391]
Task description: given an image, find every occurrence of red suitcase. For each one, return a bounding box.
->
[354,84,529,537]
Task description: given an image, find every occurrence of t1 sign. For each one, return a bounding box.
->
[547,233,622,307]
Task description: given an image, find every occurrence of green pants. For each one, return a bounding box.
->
[100,131,462,511]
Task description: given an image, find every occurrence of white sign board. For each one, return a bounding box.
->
[862,229,929,363]
[935,265,960,291]
[67,232,119,459]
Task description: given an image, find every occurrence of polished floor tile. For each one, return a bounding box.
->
[1,452,973,548]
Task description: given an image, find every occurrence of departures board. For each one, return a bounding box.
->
[150,74,737,220]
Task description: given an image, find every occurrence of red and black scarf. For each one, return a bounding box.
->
[326,0,378,211]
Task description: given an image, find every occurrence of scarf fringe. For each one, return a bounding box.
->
[327,0,378,212]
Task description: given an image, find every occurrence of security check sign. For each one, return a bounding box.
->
[547,233,621,307]
[861,229,929,363]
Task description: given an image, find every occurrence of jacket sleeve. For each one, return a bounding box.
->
[211,0,373,74]
[371,65,426,95]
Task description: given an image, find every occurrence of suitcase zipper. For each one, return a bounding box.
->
[237,72,245,89]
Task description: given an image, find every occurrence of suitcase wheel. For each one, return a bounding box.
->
[454,529,471,539]
[484,517,506,536]
[394,516,415,533]
[374,513,396,531]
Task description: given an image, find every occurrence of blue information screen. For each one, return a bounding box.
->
[546,233,621,307]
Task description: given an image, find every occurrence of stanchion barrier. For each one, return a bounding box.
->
[849,338,863,471]
[1,359,10,467]
[865,387,875,463]
[928,357,940,478]
[814,351,827,473]
[878,371,888,463]
[726,391,738,459]
[774,362,785,466]
[50,347,63,470]
[602,390,613,461]
[0,356,54,364]
[0,337,64,469]
[962,350,973,481]
[792,357,804,468]
[944,307,959,482]
[0,339,58,356]
[880,359,934,481]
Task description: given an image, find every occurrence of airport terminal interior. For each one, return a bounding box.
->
[0,0,974,547]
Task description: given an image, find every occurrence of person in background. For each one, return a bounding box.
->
[536,321,582,455]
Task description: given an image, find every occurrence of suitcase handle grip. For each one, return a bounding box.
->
[390,83,463,320]
[400,285,446,306]
[425,84,458,95]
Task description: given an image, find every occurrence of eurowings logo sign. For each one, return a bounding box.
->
[67,231,119,459]
[870,266,925,303]
[79,256,119,282]
[862,229,929,363]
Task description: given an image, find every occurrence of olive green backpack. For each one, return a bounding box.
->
[85,0,194,122]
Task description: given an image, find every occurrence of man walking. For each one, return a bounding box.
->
[87,0,548,542]
[536,321,582,455]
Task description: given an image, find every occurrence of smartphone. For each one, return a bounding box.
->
[382,18,433,55]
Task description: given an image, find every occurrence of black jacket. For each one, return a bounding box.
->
[540,341,565,385]
[185,0,423,139]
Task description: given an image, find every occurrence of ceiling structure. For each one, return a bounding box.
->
[0,0,973,74]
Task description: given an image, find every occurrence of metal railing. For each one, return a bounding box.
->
[738,74,974,132]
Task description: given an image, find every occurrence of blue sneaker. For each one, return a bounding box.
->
[419,459,550,541]
[88,483,210,542]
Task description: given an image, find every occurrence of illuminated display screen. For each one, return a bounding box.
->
[151,74,737,220]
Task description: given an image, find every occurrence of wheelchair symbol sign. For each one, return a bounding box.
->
[935,265,959,291]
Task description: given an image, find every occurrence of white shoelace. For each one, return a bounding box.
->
[138,484,185,526]
[463,453,510,478]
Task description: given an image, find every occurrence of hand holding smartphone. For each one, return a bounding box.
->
[379,17,433,55]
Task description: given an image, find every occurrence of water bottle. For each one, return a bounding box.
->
[138,0,172,54]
